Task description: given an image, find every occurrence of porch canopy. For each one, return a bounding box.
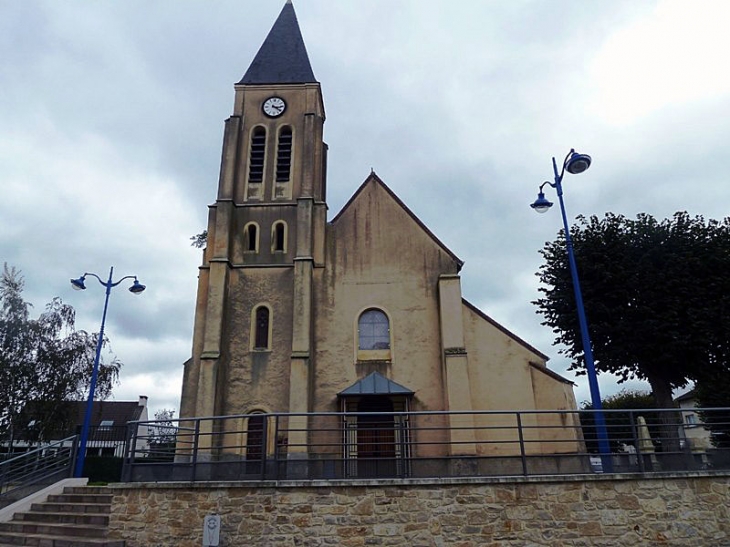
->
[338,371,414,397]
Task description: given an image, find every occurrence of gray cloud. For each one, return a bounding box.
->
[2,0,729,414]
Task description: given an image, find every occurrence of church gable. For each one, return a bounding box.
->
[329,173,463,277]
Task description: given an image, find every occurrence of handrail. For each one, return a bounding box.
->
[121,407,730,483]
[0,435,77,504]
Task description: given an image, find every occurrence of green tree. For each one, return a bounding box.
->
[0,264,121,446]
[535,212,730,410]
[535,212,730,452]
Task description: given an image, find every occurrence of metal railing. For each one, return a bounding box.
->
[121,408,730,483]
[0,436,77,506]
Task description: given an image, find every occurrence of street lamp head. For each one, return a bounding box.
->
[564,150,591,175]
[530,191,553,214]
[129,279,146,295]
[70,276,86,291]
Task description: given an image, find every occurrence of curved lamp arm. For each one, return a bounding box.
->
[71,268,145,294]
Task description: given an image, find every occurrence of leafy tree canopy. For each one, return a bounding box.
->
[581,389,657,411]
[535,212,730,410]
[0,264,121,445]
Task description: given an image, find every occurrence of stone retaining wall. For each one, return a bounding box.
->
[109,473,730,546]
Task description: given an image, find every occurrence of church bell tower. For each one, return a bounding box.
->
[180,1,327,434]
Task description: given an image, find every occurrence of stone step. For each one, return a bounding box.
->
[63,486,109,496]
[46,494,112,505]
[30,502,111,515]
[0,531,124,546]
[14,510,109,526]
[0,520,108,538]
[0,486,124,547]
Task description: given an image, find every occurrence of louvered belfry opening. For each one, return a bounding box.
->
[248,127,266,183]
[276,126,293,182]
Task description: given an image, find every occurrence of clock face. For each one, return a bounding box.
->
[263,96,286,117]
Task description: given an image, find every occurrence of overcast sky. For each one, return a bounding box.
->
[3,0,730,417]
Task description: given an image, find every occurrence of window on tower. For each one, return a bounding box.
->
[244,222,259,253]
[276,126,293,182]
[248,127,266,183]
[253,305,270,349]
[272,221,287,253]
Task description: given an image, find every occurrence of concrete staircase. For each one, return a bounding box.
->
[0,486,124,546]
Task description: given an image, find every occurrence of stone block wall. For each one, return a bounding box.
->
[109,473,730,546]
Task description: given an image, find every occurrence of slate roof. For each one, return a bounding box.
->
[339,371,414,396]
[69,400,146,428]
[239,1,317,85]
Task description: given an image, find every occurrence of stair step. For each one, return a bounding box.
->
[30,502,111,514]
[0,520,108,537]
[14,510,109,526]
[1,486,124,546]
[0,531,124,546]
[46,494,112,504]
[63,486,111,496]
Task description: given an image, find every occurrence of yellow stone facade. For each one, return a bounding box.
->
[179,2,580,462]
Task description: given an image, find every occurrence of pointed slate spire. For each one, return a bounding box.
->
[239,1,317,85]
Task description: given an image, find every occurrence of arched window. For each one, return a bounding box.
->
[254,306,270,349]
[248,127,266,183]
[276,126,293,183]
[244,223,258,253]
[358,309,390,350]
[272,221,286,253]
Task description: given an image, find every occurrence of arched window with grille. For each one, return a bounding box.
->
[357,308,392,362]
[248,127,266,183]
[276,126,293,183]
[358,309,391,350]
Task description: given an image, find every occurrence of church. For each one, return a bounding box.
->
[179,1,580,477]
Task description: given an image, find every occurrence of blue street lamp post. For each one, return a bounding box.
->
[530,149,612,472]
[70,266,145,478]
